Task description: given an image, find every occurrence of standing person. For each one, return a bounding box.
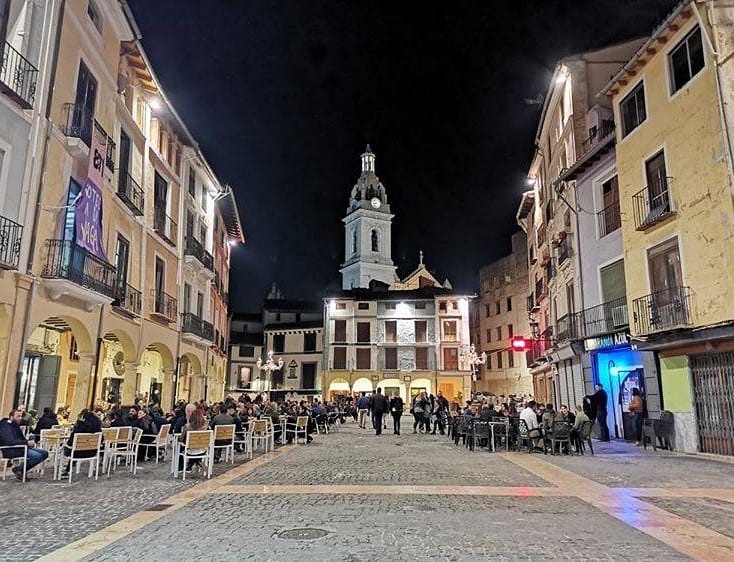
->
[430,394,446,435]
[389,394,404,435]
[587,384,610,442]
[370,388,389,436]
[411,392,427,434]
[629,387,644,446]
[357,392,370,429]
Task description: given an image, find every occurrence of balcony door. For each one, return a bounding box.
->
[645,151,669,213]
[183,283,191,314]
[154,257,165,312]
[154,172,168,218]
[114,235,129,291]
[74,61,96,145]
[118,130,130,192]
[186,211,194,240]
[647,239,685,330]
[196,291,204,318]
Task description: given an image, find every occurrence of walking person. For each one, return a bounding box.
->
[587,384,610,442]
[370,388,389,436]
[389,394,404,435]
[357,392,370,429]
[430,394,446,435]
[629,387,644,446]
[411,392,428,433]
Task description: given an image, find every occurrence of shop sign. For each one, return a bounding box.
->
[382,373,398,379]
[584,332,628,352]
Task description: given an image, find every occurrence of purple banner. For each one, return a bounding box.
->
[75,179,107,260]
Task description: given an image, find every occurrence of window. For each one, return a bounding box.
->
[240,346,254,358]
[201,186,208,212]
[508,324,514,338]
[273,334,285,353]
[385,302,396,310]
[496,326,502,341]
[415,320,427,343]
[486,329,491,343]
[334,320,346,342]
[154,258,165,313]
[352,230,357,254]
[443,348,458,370]
[237,366,251,389]
[385,347,398,370]
[188,170,196,197]
[356,348,371,369]
[648,238,683,294]
[451,301,458,310]
[443,321,457,342]
[275,313,281,321]
[486,353,492,370]
[183,283,191,313]
[69,336,79,361]
[600,175,621,236]
[385,321,397,343]
[371,230,379,252]
[669,27,704,93]
[600,259,626,302]
[495,301,501,315]
[87,1,102,32]
[63,180,82,242]
[566,283,575,315]
[415,347,428,370]
[415,302,426,310]
[288,360,298,379]
[333,347,346,369]
[439,301,447,312]
[302,363,317,389]
[506,297,512,312]
[336,302,346,310]
[304,332,316,352]
[497,351,503,369]
[508,350,515,368]
[358,302,369,310]
[295,313,301,322]
[357,322,370,343]
[114,235,129,289]
[620,82,646,137]
[271,366,283,389]
[485,304,490,318]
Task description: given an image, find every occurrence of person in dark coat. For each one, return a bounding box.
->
[587,384,610,441]
[369,388,389,436]
[32,407,58,436]
[61,409,102,476]
[389,394,404,435]
[0,408,49,480]
[130,408,158,461]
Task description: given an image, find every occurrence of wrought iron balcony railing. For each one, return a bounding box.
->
[182,312,214,342]
[117,171,144,216]
[581,120,615,154]
[153,290,177,322]
[113,282,142,316]
[571,296,628,340]
[153,208,177,246]
[633,286,692,336]
[41,240,117,299]
[184,236,213,271]
[0,41,38,109]
[597,199,621,238]
[62,103,94,146]
[633,177,675,230]
[0,215,22,269]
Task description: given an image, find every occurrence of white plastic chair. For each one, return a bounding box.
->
[0,445,27,482]
[250,420,271,453]
[178,430,214,480]
[138,424,171,463]
[286,416,309,445]
[64,432,103,482]
[212,424,236,464]
[107,428,143,476]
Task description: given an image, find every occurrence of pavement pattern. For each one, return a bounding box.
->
[1,419,733,561]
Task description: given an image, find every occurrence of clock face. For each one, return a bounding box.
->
[370,197,381,209]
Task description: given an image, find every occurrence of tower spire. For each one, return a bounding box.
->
[361,144,375,172]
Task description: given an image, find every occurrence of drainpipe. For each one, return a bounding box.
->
[7,0,66,408]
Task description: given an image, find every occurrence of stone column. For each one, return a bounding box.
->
[70,353,96,417]
[161,368,176,410]
[121,362,139,405]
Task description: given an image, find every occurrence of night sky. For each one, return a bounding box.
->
[127,0,679,311]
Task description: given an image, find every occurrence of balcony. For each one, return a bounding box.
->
[0,215,22,269]
[152,290,177,322]
[557,238,570,265]
[572,296,628,340]
[213,329,227,354]
[597,199,621,238]
[555,314,577,343]
[41,240,117,305]
[534,278,545,303]
[0,41,39,109]
[112,282,142,316]
[62,103,93,148]
[184,235,214,272]
[117,172,145,216]
[581,120,615,154]
[153,208,177,247]
[181,312,214,343]
[633,178,675,231]
[526,327,553,366]
[633,287,692,336]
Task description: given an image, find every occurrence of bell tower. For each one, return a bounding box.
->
[340,145,396,289]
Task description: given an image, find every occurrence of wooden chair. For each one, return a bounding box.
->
[0,444,27,482]
[286,416,309,444]
[39,428,63,477]
[234,426,252,459]
[213,424,236,464]
[250,420,271,453]
[64,433,103,482]
[138,424,170,463]
[107,428,143,476]
[179,430,214,480]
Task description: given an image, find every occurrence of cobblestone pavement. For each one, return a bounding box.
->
[4,420,734,561]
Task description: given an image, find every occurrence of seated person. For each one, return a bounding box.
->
[0,408,49,480]
[541,404,555,432]
[519,401,543,450]
[210,404,235,462]
[570,405,590,449]
[556,404,575,424]
[61,409,102,477]
[178,410,209,472]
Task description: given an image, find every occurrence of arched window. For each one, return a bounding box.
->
[371,230,379,252]
[352,230,358,254]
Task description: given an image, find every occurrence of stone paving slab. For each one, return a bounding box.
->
[536,442,734,488]
[236,428,550,487]
[83,493,690,561]
[641,497,734,540]
[0,457,243,561]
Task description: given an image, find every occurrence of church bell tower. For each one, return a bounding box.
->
[340,145,397,289]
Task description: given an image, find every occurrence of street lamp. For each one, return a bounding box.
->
[256,350,283,398]
[460,344,487,400]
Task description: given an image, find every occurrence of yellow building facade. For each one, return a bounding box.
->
[0,0,243,417]
[604,3,734,454]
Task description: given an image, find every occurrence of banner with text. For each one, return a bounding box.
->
[75,123,108,260]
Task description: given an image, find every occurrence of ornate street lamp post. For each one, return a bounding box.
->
[256,349,283,399]
[461,344,487,400]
